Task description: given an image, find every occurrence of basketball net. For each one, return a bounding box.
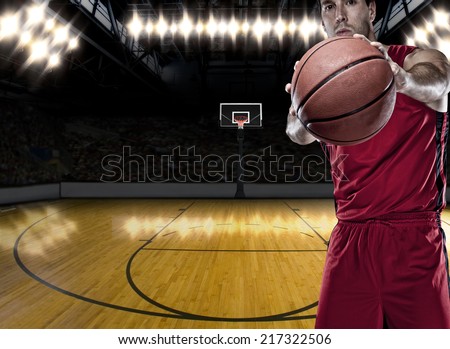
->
[234,115,248,129]
[236,120,246,129]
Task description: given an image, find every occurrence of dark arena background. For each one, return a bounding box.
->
[1,0,450,335]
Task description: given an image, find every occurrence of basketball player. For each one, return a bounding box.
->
[286,0,450,328]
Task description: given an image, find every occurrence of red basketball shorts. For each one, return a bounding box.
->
[315,212,450,329]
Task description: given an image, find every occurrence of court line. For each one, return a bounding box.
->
[13,202,187,320]
[283,201,329,246]
[13,200,318,324]
[273,226,288,230]
[162,231,177,237]
[142,248,328,253]
[127,200,320,322]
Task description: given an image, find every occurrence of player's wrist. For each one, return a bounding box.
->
[394,69,409,93]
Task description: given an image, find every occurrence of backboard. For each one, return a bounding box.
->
[219,103,263,128]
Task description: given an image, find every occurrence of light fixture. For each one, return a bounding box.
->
[30,40,49,61]
[179,17,193,36]
[0,2,80,70]
[0,13,19,39]
[156,19,168,36]
[48,53,60,68]
[405,8,450,60]
[128,15,143,38]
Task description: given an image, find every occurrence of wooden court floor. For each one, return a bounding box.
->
[1,199,449,329]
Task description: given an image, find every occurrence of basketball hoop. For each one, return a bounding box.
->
[236,119,246,129]
[233,113,249,129]
[219,103,262,129]
[219,104,263,199]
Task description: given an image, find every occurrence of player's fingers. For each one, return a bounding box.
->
[285,83,292,94]
[370,41,390,60]
[289,105,296,117]
[353,33,371,44]
[389,61,401,75]
[353,34,390,60]
[294,61,300,70]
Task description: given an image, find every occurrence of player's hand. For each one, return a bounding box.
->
[353,34,407,91]
[288,104,296,119]
[286,61,299,122]
[285,61,316,144]
[285,82,292,94]
[285,61,300,94]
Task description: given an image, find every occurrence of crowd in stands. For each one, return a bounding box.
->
[60,111,328,184]
[0,98,333,186]
[0,100,61,186]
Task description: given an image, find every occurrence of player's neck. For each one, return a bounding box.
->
[368,32,376,42]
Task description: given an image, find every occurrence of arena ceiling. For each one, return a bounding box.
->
[0,0,448,113]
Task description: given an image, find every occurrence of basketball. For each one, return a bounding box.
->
[291,37,396,145]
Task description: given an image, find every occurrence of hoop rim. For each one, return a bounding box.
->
[236,120,246,129]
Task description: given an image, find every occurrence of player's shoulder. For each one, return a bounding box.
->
[404,47,449,70]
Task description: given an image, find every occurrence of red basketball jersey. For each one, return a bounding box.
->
[322,45,448,220]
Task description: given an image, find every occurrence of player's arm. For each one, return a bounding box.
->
[354,34,450,111]
[398,48,450,111]
[285,73,317,145]
[286,103,317,145]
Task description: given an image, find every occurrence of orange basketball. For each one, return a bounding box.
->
[291,37,396,145]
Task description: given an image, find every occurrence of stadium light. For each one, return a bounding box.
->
[0,2,79,70]
[437,37,450,59]
[433,9,449,28]
[288,22,297,34]
[0,14,19,39]
[195,22,204,35]
[26,4,46,25]
[425,21,435,33]
[241,22,250,34]
[206,18,218,36]
[124,15,325,40]
[126,10,324,40]
[145,22,153,35]
[405,36,415,46]
[45,18,55,31]
[20,31,33,46]
[179,17,193,36]
[228,20,239,36]
[30,40,49,61]
[128,15,143,38]
[274,20,287,37]
[156,19,168,36]
[264,21,272,34]
[53,26,69,44]
[219,21,227,35]
[413,27,428,43]
[299,17,319,39]
[48,53,60,68]
[253,19,265,36]
[170,23,177,35]
[68,37,78,50]
[405,8,450,60]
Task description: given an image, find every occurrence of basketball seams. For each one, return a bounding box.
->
[305,80,396,145]
[295,56,389,116]
[291,37,396,145]
[291,37,357,104]
[305,76,395,124]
